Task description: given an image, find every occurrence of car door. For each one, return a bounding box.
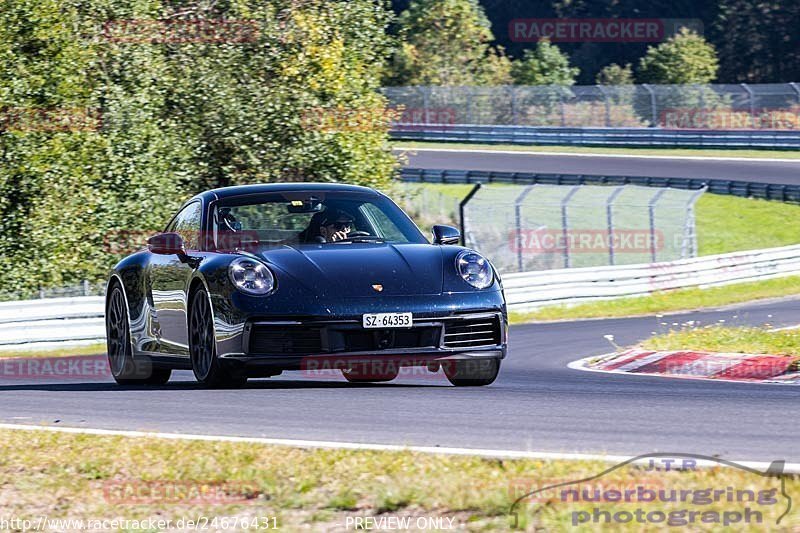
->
[148,200,204,356]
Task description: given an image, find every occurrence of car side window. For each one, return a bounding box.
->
[170,202,203,250]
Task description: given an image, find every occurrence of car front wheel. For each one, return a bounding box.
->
[106,284,171,385]
[443,358,500,387]
[189,287,247,388]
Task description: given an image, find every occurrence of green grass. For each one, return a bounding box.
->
[641,325,800,357]
[695,194,800,255]
[1,428,797,531]
[394,141,800,159]
[0,343,106,359]
[509,275,800,323]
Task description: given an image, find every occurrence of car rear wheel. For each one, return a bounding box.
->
[189,287,247,388]
[106,285,171,385]
[443,359,500,387]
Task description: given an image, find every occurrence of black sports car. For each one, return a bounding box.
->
[105,183,507,387]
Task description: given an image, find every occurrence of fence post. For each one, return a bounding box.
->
[559,89,566,127]
[642,84,657,126]
[459,183,482,247]
[465,87,473,125]
[605,186,626,265]
[514,185,536,272]
[597,85,611,127]
[789,82,800,104]
[82,279,90,296]
[741,83,756,123]
[422,86,430,125]
[511,86,518,125]
[680,186,707,258]
[561,186,581,268]
[648,188,667,263]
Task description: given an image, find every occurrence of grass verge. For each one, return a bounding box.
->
[509,275,800,323]
[0,428,797,530]
[641,325,800,357]
[695,195,800,255]
[393,141,800,159]
[0,343,106,359]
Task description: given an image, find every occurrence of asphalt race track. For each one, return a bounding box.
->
[397,147,800,184]
[1,297,798,463]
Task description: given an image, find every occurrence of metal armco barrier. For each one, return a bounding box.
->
[0,297,105,346]
[2,244,799,343]
[503,244,800,311]
[400,168,800,203]
[391,125,800,149]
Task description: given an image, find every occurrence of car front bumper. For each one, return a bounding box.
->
[212,291,507,370]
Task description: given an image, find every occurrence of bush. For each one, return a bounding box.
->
[511,40,579,86]
[0,0,397,298]
[638,28,719,84]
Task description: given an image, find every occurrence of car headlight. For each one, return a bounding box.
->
[228,257,275,295]
[456,251,493,289]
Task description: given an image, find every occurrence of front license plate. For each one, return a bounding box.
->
[362,312,413,329]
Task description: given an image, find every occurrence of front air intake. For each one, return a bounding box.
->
[443,315,501,348]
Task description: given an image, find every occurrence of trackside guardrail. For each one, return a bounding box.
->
[2,243,799,345]
[399,168,800,203]
[390,125,800,149]
[503,244,800,311]
[0,297,105,346]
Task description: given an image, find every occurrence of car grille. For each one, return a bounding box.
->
[248,325,323,355]
[443,315,502,348]
[247,324,441,355]
[338,327,440,352]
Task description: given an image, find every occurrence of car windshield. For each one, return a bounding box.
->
[211,191,427,249]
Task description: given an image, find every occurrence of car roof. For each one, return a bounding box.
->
[194,182,380,202]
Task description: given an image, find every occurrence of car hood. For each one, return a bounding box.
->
[257,243,444,297]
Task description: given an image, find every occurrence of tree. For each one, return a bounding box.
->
[0,0,398,298]
[385,0,512,86]
[596,63,634,85]
[713,0,800,82]
[510,39,579,85]
[637,28,719,84]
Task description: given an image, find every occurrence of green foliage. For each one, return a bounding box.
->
[510,39,579,86]
[384,0,511,86]
[596,63,633,85]
[714,0,800,83]
[637,28,719,84]
[0,0,397,298]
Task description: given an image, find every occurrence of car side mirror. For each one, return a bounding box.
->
[147,232,185,255]
[432,225,460,245]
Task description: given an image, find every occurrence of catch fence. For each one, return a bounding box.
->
[384,84,800,129]
[461,183,705,273]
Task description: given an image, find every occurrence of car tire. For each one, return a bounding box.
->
[443,358,500,387]
[106,284,171,385]
[189,286,247,388]
[341,362,399,383]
